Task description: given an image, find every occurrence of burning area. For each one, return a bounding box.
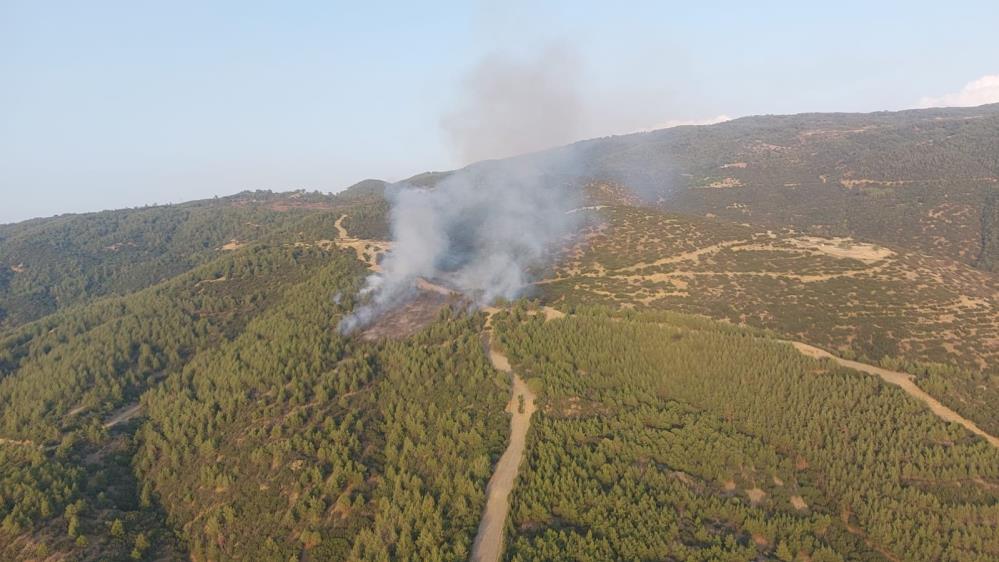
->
[355,278,467,341]
[339,46,590,335]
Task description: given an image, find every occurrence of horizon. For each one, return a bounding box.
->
[6,100,999,225]
[3,0,999,223]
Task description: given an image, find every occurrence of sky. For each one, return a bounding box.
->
[2,0,999,224]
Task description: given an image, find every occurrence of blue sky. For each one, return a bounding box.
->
[3,0,998,223]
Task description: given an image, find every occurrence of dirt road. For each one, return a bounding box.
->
[103,402,143,429]
[334,214,390,271]
[471,340,537,562]
[791,342,999,448]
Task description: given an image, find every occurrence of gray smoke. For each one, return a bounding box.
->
[339,47,586,333]
[442,45,583,164]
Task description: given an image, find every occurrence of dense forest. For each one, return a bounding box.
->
[136,259,508,560]
[0,242,359,559]
[495,306,999,562]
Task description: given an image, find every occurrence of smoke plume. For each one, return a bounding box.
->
[339,47,586,332]
[442,45,584,164]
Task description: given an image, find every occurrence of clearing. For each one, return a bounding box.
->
[334,214,391,271]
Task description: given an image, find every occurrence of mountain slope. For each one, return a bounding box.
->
[1,103,998,561]
[576,104,999,270]
[0,243,360,560]
[408,104,999,271]
[496,307,999,561]
[539,199,999,434]
[0,189,379,331]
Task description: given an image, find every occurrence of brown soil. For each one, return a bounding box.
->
[789,236,893,263]
[745,487,766,503]
[66,404,88,417]
[541,306,565,321]
[614,241,743,273]
[701,177,743,189]
[415,277,458,296]
[195,276,227,287]
[0,437,38,448]
[839,176,996,189]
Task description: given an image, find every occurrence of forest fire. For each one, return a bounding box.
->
[357,277,466,340]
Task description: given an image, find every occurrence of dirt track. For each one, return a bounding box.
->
[791,342,999,448]
[334,214,389,271]
[103,402,143,429]
[471,336,538,562]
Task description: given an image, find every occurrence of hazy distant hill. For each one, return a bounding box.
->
[422,103,999,271]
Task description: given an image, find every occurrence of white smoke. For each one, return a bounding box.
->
[339,47,586,333]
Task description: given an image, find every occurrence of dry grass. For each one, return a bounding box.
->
[745,488,766,503]
[335,214,390,271]
[539,205,998,373]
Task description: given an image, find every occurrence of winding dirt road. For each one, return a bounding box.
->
[791,342,999,448]
[471,339,537,562]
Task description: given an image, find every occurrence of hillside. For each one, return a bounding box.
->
[411,104,999,271]
[539,201,999,433]
[579,104,999,271]
[496,307,999,562]
[1,104,997,561]
[0,189,387,331]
